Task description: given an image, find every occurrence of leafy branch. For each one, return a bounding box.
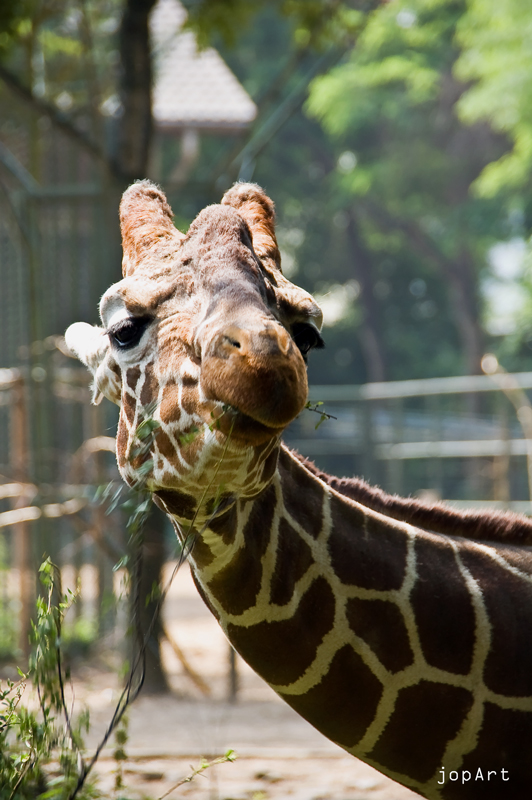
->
[0,558,96,800]
[71,404,237,797]
[304,400,337,429]
[158,750,237,800]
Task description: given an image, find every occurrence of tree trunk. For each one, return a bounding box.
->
[348,214,388,382]
[139,504,170,694]
[445,249,484,375]
[114,0,157,181]
[367,205,485,377]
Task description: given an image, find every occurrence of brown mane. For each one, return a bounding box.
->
[289,447,532,546]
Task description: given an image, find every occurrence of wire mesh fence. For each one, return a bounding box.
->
[286,373,532,511]
[1,93,532,691]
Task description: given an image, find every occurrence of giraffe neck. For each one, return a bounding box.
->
[167,445,532,800]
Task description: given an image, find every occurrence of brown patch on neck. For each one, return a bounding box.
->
[154,488,196,520]
[369,681,473,783]
[279,645,383,750]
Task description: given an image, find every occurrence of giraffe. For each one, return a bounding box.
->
[66,180,532,800]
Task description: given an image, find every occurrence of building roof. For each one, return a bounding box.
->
[151,0,257,132]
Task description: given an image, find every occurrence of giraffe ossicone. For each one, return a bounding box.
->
[67,181,532,800]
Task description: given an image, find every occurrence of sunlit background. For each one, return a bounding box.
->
[1,1,532,793]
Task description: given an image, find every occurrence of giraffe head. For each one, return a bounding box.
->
[66,181,323,520]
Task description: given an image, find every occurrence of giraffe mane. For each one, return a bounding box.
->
[288,446,532,546]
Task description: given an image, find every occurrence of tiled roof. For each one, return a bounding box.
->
[151,0,257,131]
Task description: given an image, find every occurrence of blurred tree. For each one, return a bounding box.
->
[114,0,157,179]
[451,0,532,372]
[306,0,512,377]
[0,0,158,180]
[3,0,529,380]
[455,0,532,201]
[199,0,513,381]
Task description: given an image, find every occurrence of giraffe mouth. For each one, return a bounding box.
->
[211,405,285,446]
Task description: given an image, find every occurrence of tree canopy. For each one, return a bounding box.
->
[2,0,532,380]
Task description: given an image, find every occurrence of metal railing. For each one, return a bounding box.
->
[285,373,532,511]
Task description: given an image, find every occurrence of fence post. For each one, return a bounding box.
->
[228,645,239,703]
[10,373,33,659]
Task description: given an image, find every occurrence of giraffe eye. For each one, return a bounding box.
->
[108,316,151,350]
[291,322,325,358]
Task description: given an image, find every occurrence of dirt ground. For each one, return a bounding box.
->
[74,562,420,800]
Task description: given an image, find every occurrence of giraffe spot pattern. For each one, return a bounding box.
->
[452,703,532,799]
[158,383,183,423]
[116,417,128,459]
[345,597,414,673]
[181,373,198,388]
[206,510,271,615]
[126,366,141,391]
[280,455,327,540]
[226,576,335,686]
[461,547,532,697]
[155,428,181,462]
[410,536,476,675]
[121,392,136,426]
[181,382,200,417]
[240,483,277,543]
[207,504,238,544]
[370,680,474,783]
[269,518,314,606]
[155,488,196,520]
[483,542,532,574]
[328,509,408,591]
[140,362,156,406]
[279,644,383,749]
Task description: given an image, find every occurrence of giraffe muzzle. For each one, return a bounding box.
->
[200,321,308,442]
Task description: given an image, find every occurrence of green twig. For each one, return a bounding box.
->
[158,750,237,800]
[304,400,337,430]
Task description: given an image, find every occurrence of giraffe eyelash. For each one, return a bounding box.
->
[107,315,152,350]
[291,322,325,359]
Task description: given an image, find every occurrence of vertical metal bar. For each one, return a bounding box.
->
[228,645,239,703]
[361,398,376,484]
[10,375,33,659]
[493,393,510,506]
[387,397,404,494]
[427,393,443,497]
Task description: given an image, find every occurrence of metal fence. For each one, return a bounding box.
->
[0,88,122,366]
[1,87,532,685]
[1,363,531,663]
[0,350,122,659]
[285,373,532,513]
[0,96,129,660]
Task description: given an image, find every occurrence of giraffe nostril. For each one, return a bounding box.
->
[224,336,241,349]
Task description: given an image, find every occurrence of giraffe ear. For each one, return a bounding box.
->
[119,180,184,277]
[222,182,323,330]
[221,183,282,274]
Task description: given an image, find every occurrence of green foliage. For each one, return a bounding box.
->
[302,0,517,375]
[455,0,532,197]
[4,0,532,378]
[304,401,337,429]
[158,750,237,800]
[0,559,97,800]
[183,0,367,50]
[1,0,121,122]
[0,0,25,54]
[0,537,18,659]
[112,713,129,794]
